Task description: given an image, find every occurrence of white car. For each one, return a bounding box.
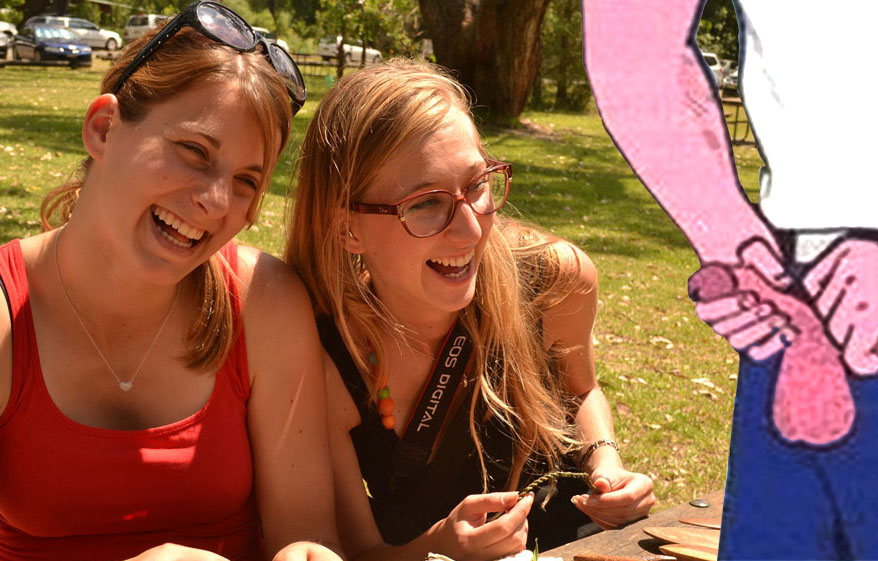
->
[124,13,167,43]
[700,51,724,87]
[23,16,121,50]
[317,35,381,63]
[252,27,289,53]
[0,20,17,38]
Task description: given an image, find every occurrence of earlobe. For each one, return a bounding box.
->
[82,94,119,161]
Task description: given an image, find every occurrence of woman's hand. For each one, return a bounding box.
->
[571,468,655,530]
[125,543,230,561]
[428,492,533,561]
[272,541,344,561]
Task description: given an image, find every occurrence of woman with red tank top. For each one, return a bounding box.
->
[0,5,340,561]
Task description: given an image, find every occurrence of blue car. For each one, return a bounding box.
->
[12,24,92,67]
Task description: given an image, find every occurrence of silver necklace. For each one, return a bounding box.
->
[54,228,179,392]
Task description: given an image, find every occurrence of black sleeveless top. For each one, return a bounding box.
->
[317,316,598,549]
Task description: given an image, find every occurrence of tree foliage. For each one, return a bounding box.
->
[696,0,739,61]
[534,0,591,111]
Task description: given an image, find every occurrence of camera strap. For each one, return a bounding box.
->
[390,317,473,484]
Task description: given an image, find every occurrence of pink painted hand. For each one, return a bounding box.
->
[691,240,796,361]
[690,253,855,445]
[804,240,878,376]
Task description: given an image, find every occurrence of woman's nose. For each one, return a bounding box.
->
[192,176,231,219]
[444,198,485,242]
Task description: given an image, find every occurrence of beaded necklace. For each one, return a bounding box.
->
[369,351,396,429]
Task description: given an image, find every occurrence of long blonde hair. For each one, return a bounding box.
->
[287,59,583,489]
[41,24,293,370]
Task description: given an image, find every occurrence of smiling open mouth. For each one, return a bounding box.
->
[152,206,206,249]
[427,252,474,279]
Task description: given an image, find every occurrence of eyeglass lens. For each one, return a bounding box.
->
[196,3,254,49]
[400,169,508,236]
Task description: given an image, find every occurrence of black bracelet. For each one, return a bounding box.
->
[578,439,620,470]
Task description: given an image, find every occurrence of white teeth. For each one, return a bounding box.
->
[160,228,193,248]
[430,251,474,268]
[152,207,205,241]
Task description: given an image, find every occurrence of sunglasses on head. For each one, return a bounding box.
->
[112,1,306,115]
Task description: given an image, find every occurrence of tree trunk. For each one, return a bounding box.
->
[360,31,366,68]
[531,63,543,108]
[419,0,551,124]
[336,29,346,79]
[553,0,576,108]
[554,32,569,107]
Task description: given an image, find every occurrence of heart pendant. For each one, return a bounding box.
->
[119,381,133,392]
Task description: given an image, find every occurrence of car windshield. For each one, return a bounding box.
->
[35,26,77,40]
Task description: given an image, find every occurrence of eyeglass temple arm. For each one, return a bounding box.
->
[350,202,401,216]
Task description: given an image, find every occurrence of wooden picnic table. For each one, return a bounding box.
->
[722,96,752,144]
[544,490,724,560]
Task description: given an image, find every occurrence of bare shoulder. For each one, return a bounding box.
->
[541,240,599,343]
[233,244,320,382]
[234,244,312,321]
[549,239,598,294]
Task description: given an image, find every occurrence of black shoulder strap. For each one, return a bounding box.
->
[316,315,373,419]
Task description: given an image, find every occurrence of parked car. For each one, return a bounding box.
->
[317,35,381,63]
[22,15,120,50]
[67,18,121,50]
[722,67,738,91]
[700,51,723,87]
[0,33,8,60]
[0,20,17,38]
[12,24,92,66]
[252,26,289,53]
[124,13,167,43]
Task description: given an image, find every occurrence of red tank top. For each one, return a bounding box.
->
[0,239,262,561]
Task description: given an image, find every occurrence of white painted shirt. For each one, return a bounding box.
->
[737,1,878,233]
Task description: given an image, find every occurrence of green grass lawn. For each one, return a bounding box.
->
[0,59,766,510]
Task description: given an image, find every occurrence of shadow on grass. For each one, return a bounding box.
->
[0,217,40,243]
[2,186,34,199]
[0,103,84,155]
[490,131,691,258]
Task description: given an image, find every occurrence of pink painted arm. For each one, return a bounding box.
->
[581,0,779,264]
[581,1,856,444]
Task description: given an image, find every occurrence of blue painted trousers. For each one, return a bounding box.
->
[719,353,878,560]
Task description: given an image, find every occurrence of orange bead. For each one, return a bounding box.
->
[378,397,395,417]
[381,415,396,430]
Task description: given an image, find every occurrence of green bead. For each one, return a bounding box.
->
[377,387,390,400]
[368,351,377,365]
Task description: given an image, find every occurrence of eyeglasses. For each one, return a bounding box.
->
[351,160,512,238]
[112,1,306,114]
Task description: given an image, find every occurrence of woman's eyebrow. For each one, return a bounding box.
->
[397,162,486,197]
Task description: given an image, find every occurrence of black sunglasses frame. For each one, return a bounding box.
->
[350,160,512,238]
[112,1,305,114]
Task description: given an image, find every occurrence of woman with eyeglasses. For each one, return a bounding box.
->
[0,4,341,561]
[286,59,655,561]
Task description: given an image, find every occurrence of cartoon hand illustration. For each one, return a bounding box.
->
[690,239,796,361]
[689,240,855,445]
[804,239,878,376]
